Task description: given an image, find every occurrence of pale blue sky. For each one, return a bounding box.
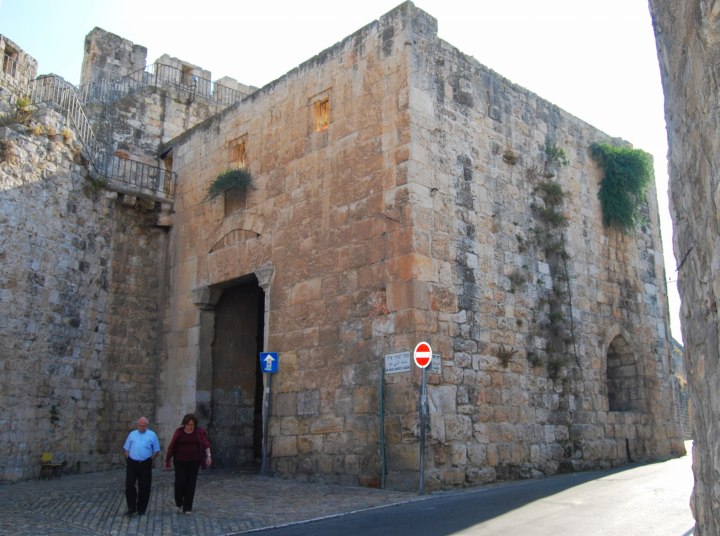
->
[0,0,681,341]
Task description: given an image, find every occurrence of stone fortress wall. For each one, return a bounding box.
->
[158,2,683,490]
[0,105,168,479]
[0,27,237,480]
[0,1,686,489]
[649,1,720,533]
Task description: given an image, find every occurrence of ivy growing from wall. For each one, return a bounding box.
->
[589,142,653,233]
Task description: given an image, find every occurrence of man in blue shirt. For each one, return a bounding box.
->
[123,416,161,516]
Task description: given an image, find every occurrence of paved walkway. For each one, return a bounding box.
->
[0,468,421,535]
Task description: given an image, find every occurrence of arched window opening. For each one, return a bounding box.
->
[606,335,644,412]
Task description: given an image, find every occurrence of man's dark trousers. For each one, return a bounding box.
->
[126,458,153,513]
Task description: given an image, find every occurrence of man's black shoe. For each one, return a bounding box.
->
[137,511,146,516]
[124,509,136,516]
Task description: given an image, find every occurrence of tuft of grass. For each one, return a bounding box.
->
[494,344,518,368]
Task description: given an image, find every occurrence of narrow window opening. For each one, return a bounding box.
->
[224,136,249,216]
[181,65,194,86]
[3,46,18,77]
[313,96,330,132]
[231,138,247,168]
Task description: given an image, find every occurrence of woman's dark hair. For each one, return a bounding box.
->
[181,413,198,426]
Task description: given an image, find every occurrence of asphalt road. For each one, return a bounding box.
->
[253,443,695,536]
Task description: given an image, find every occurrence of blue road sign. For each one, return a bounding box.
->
[259,352,279,373]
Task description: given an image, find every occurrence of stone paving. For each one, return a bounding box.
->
[0,468,421,535]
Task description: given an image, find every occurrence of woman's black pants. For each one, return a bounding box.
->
[174,460,201,512]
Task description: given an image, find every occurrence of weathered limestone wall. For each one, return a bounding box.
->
[160,3,423,486]
[649,1,720,533]
[0,34,38,92]
[85,86,224,166]
[0,0,684,488]
[404,14,683,487]
[80,28,250,167]
[80,28,147,88]
[161,1,682,490]
[0,107,167,480]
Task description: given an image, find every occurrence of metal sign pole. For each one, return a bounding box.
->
[419,366,427,495]
[260,373,271,475]
[380,365,386,490]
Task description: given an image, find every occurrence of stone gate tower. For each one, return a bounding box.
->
[0,2,685,488]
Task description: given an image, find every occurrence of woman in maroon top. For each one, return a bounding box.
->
[165,413,211,514]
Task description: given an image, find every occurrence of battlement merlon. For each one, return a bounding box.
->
[81,27,147,87]
[80,27,254,95]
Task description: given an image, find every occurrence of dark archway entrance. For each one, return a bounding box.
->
[209,278,264,468]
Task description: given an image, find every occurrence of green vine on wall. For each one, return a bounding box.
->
[589,142,653,233]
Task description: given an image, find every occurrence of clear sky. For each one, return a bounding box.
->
[0,0,682,342]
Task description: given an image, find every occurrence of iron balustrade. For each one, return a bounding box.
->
[81,63,245,107]
[79,75,147,105]
[29,75,101,164]
[96,151,176,201]
[24,74,176,202]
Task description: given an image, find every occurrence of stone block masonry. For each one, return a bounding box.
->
[0,1,686,490]
[650,1,720,533]
[0,109,167,480]
[160,1,683,491]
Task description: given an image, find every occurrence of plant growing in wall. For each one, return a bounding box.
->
[527,172,580,379]
[206,168,253,201]
[589,142,653,233]
[0,96,33,127]
[545,141,569,167]
[543,140,569,178]
[15,96,32,124]
[494,344,518,368]
[84,173,108,194]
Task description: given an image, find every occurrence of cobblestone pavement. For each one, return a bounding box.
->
[0,468,421,535]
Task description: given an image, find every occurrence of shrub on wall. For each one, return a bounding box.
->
[590,142,653,233]
[206,168,253,200]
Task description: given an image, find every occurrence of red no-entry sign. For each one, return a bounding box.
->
[414,342,433,368]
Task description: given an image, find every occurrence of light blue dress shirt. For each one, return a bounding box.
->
[123,429,161,461]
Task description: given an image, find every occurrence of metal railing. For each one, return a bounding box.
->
[97,151,176,200]
[28,75,101,163]
[24,74,176,202]
[80,62,245,107]
[79,72,148,105]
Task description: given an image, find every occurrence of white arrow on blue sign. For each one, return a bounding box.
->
[259,352,279,373]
